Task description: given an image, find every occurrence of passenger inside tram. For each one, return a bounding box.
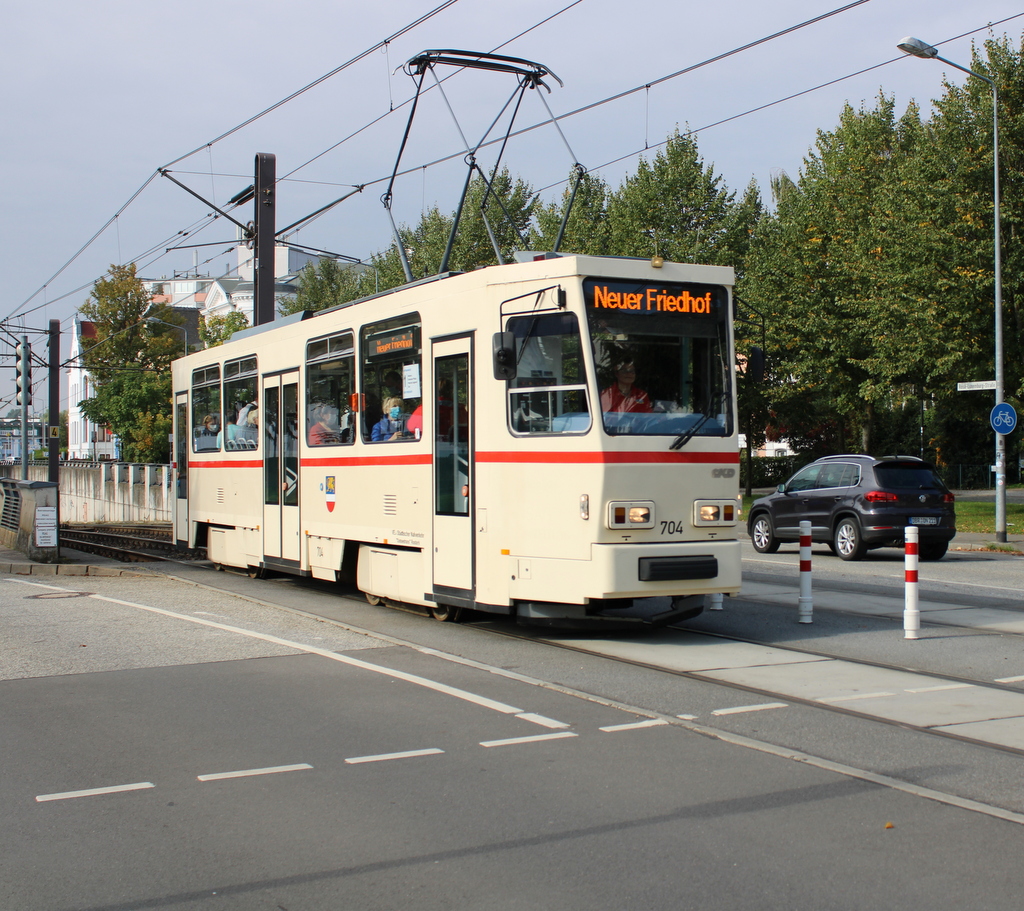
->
[370,397,410,442]
[308,403,344,445]
[195,414,220,450]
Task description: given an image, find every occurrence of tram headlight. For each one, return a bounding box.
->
[607,500,655,529]
[694,499,737,527]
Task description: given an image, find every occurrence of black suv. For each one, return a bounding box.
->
[747,455,956,561]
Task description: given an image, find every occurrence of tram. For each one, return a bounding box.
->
[171,252,742,624]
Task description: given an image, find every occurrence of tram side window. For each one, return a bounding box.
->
[223,356,258,451]
[306,332,355,446]
[360,314,422,442]
[505,312,590,435]
[191,365,222,452]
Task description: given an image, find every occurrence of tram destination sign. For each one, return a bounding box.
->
[957,380,998,391]
[583,279,723,316]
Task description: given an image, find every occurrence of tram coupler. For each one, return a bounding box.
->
[648,595,705,627]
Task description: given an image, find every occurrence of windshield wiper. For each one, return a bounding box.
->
[670,391,724,451]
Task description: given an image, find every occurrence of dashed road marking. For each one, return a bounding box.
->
[905,683,975,693]
[515,712,570,729]
[817,692,895,704]
[344,749,444,765]
[600,719,668,732]
[197,763,313,781]
[996,675,1024,683]
[480,732,577,748]
[711,702,789,716]
[36,782,154,803]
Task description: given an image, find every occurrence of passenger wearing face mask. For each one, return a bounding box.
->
[370,396,409,442]
[196,413,221,451]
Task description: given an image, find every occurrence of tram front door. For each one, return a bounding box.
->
[431,338,473,599]
[261,371,300,569]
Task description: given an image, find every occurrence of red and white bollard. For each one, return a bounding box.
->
[798,519,813,623]
[904,526,919,639]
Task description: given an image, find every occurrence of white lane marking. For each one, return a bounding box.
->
[600,719,669,732]
[197,763,313,781]
[817,692,895,704]
[344,748,444,765]
[711,702,788,716]
[905,683,975,693]
[4,579,524,717]
[515,712,570,729]
[996,675,1024,683]
[36,782,154,802]
[480,732,578,748]
[676,714,698,721]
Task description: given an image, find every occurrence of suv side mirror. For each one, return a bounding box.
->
[777,482,787,493]
[492,331,517,381]
[748,347,766,384]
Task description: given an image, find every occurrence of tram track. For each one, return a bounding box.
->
[58,523,204,564]
[470,611,1024,759]
[135,551,1024,761]
[131,560,1024,820]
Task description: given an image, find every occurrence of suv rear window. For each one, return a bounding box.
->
[874,464,943,489]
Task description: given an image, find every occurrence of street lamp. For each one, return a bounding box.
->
[898,36,1007,542]
[145,318,189,358]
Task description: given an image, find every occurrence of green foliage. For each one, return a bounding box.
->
[531,169,611,254]
[198,311,249,346]
[604,129,737,264]
[740,42,1024,469]
[283,258,368,315]
[77,263,179,463]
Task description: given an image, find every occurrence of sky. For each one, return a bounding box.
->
[2,0,1022,411]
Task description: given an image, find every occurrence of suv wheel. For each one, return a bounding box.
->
[920,541,948,561]
[750,513,780,554]
[834,517,866,561]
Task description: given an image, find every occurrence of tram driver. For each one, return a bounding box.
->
[600,361,652,414]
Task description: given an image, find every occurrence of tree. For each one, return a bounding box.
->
[283,258,368,315]
[530,169,611,255]
[604,129,737,264]
[741,95,927,455]
[198,311,249,346]
[77,263,180,462]
[340,169,540,307]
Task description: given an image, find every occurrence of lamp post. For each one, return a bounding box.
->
[145,318,189,358]
[898,36,1007,542]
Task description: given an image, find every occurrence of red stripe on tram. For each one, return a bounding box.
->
[476,451,740,465]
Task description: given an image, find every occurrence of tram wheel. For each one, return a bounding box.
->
[246,565,266,579]
[365,593,383,606]
[428,603,462,623]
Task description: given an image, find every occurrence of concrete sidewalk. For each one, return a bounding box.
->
[0,544,152,576]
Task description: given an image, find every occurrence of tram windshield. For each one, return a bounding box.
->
[583,278,732,439]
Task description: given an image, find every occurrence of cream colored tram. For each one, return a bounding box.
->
[172,253,742,624]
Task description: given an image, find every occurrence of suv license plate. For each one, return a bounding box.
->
[910,517,938,526]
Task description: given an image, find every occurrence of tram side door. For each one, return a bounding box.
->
[431,337,474,597]
[173,392,189,547]
[261,371,301,568]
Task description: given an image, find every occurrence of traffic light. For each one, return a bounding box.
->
[15,340,31,407]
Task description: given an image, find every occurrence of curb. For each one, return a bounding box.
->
[0,562,153,577]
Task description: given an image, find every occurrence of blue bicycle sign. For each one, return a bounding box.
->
[991,402,1018,435]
